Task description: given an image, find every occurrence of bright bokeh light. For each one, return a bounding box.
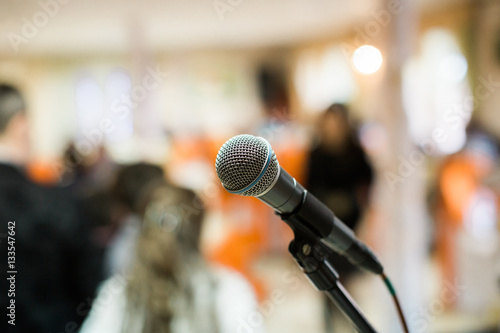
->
[439,52,468,83]
[402,28,472,156]
[352,45,383,75]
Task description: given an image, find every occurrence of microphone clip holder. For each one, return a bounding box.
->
[279,212,378,333]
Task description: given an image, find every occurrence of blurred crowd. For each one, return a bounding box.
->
[0,75,499,333]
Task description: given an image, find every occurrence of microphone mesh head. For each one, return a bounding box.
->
[215,134,279,197]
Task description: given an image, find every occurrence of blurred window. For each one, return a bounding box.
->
[402,28,472,155]
[294,46,356,113]
[74,69,134,154]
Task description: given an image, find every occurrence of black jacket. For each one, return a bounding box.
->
[305,140,373,277]
[0,163,101,333]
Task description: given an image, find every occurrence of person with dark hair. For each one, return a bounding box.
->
[0,84,102,332]
[81,182,262,333]
[0,84,29,162]
[113,162,166,210]
[103,162,167,277]
[306,103,373,234]
[305,103,373,332]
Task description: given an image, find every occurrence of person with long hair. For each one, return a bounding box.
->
[305,103,373,332]
[80,180,262,333]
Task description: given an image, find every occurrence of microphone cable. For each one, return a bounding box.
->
[381,272,410,333]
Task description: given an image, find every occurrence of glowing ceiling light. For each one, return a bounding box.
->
[352,45,383,75]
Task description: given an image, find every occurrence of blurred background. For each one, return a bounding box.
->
[1,0,500,332]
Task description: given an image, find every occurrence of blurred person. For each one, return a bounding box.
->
[50,144,121,269]
[81,189,123,265]
[103,162,166,277]
[433,123,499,313]
[0,84,102,332]
[305,103,374,265]
[80,182,263,333]
[61,143,118,197]
[60,143,89,189]
[304,103,373,332]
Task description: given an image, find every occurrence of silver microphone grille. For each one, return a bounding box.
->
[215,134,279,197]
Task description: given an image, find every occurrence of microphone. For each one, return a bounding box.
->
[215,134,383,274]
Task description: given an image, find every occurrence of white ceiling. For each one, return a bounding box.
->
[0,0,463,56]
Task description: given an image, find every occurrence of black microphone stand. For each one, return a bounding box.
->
[280,213,378,333]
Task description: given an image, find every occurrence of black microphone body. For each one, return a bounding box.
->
[215,134,383,275]
[259,166,383,274]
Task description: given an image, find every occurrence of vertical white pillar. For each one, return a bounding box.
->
[370,0,428,331]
